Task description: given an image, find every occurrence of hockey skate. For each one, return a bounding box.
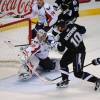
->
[18,64,32,81]
[95,79,100,91]
[57,79,69,88]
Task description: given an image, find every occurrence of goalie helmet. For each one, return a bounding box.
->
[31,37,40,46]
[37,29,46,36]
[31,29,47,45]
[37,29,47,42]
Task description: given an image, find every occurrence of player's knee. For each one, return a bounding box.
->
[74,71,83,78]
[60,60,67,68]
[60,60,69,71]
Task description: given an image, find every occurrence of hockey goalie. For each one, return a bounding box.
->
[18,29,56,80]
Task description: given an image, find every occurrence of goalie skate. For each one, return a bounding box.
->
[19,72,32,81]
[18,64,32,81]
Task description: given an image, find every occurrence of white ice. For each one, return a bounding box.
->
[0,15,100,100]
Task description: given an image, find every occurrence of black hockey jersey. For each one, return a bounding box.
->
[55,0,79,20]
[57,24,86,53]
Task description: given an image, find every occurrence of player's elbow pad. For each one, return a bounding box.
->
[57,44,65,52]
[80,26,86,34]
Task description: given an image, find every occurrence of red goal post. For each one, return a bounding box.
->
[0,18,38,62]
[0,18,34,44]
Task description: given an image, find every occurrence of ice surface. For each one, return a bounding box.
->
[0,15,100,100]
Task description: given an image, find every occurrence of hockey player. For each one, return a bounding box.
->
[55,21,100,91]
[53,0,79,24]
[32,0,58,38]
[18,29,56,80]
[52,0,79,37]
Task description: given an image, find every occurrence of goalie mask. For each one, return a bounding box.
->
[31,29,47,45]
[31,37,40,46]
[37,29,47,42]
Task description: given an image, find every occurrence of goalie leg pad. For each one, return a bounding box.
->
[18,56,39,80]
[18,64,32,81]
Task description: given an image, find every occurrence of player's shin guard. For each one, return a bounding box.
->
[61,67,69,81]
[57,67,69,88]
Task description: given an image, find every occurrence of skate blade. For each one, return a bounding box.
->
[18,73,32,81]
[57,84,68,88]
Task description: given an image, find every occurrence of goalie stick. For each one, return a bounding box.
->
[33,70,57,84]
[4,41,29,47]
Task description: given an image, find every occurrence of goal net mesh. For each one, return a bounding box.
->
[0,18,32,63]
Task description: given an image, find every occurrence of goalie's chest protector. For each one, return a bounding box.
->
[36,42,50,59]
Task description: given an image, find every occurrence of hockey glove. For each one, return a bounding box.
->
[92,58,100,65]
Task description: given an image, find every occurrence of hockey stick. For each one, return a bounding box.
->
[14,44,29,47]
[4,41,29,47]
[46,63,92,81]
[46,58,100,81]
[33,70,56,84]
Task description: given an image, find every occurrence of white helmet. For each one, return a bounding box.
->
[37,29,47,42]
[31,37,40,46]
[31,29,47,45]
[37,29,46,36]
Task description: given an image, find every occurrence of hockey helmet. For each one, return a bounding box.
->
[37,29,47,42]
[31,37,40,46]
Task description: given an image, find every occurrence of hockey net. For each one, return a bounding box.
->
[0,18,32,64]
